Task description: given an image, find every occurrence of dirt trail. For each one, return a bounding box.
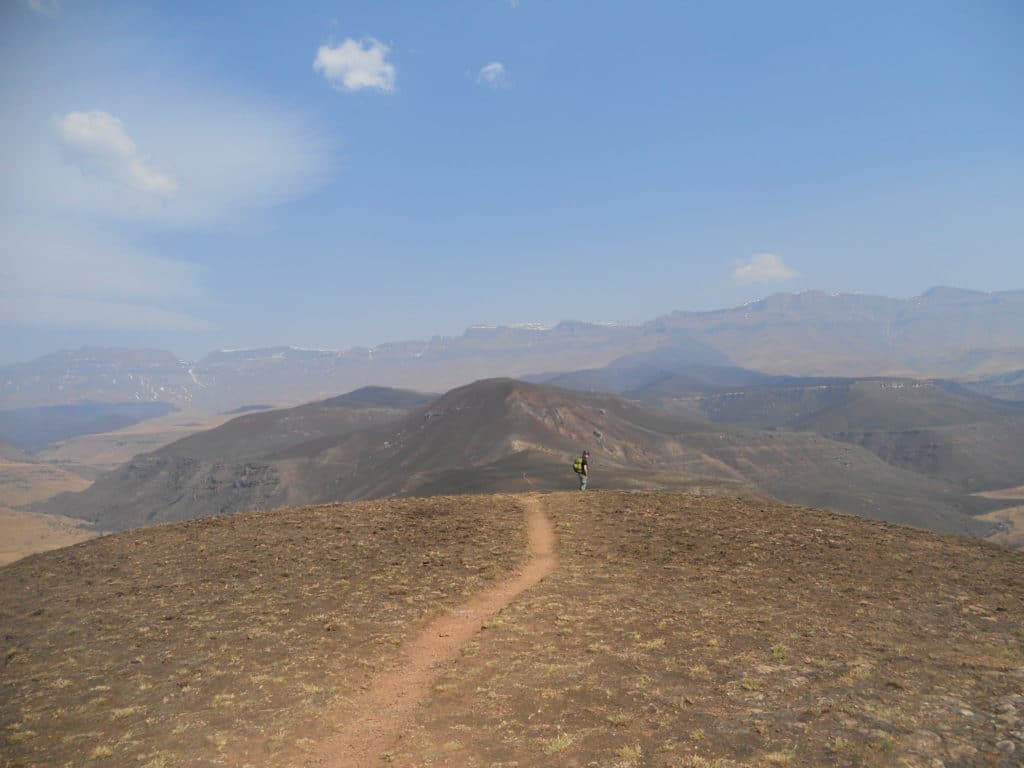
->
[314,494,557,767]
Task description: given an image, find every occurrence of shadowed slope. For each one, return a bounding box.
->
[38,387,431,530]
[43,379,1001,536]
[685,378,1024,492]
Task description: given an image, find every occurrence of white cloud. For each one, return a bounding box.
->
[476,61,509,89]
[314,38,396,93]
[57,111,178,196]
[733,253,800,284]
[2,96,332,227]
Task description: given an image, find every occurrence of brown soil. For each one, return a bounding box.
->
[401,492,1024,767]
[0,496,527,768]
[3,492,1023,768]
[312,495,556,767]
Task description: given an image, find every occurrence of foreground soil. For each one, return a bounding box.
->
[314,495,557,768]
[0,496,526,768]
[2,492,1023,767]
[401,493,1024,767]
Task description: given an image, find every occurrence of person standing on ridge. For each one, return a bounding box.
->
[572,450,590,490]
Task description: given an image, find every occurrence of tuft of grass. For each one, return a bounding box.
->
[829,736,850,752]
[89,745,114,759]
[771,643,788,661]
[616,743,642,765]
[543,733,573,754]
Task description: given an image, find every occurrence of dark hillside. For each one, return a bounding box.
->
[160,386,431,463]
[966,368,1024,402]
[38,387,431,530]
[694,379,1024,491]
[44,379,1001,537]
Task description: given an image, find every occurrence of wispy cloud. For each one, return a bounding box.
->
[0,218,210,330]
[314,38,396,93]
[21,0,60,17]
[476,61,509,89]
[3,95,332,227]
[3,83,330,332]
[733,253,799,284]
[57,111,178,196]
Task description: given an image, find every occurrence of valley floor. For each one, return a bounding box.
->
[0,508,95,567]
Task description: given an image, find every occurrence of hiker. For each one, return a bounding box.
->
[572,450,590,490]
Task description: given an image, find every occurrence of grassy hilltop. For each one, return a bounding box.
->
[2,492,1023,767]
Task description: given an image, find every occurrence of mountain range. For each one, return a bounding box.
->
[3,287,1024,415]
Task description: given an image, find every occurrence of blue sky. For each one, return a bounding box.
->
[1,0,1021,363]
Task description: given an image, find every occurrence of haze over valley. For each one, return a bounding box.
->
[2,287,1022,553]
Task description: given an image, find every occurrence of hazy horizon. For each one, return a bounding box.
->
[5,284,1022,366]
[3,1,1022,365]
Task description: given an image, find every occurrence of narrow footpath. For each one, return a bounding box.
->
[314,494,557,767]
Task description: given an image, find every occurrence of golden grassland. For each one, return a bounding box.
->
[976,486,1024,500]
[34,412,234,478]
[0,507,95,567]
[0,459,91,508]
[0,459,96,565]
